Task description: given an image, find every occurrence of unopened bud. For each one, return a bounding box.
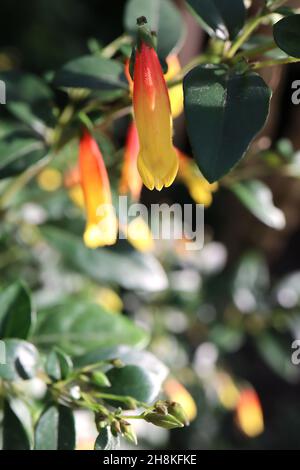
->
[91,371,111,388]
[144,412,184,430]
[167,401,189,426]
[120,420,138,445]
[111,419,122,436]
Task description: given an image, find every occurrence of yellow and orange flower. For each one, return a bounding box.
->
[235,388,264,438]
[133,20,178,191]
[119,121,143,201]
[125,54,183,119]
[79,131,117,249]
[177,150,218,207]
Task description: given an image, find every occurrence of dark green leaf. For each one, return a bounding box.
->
[231,180,286,229]
[0,281,33,339]
[106,365,160,403]
[273,14,300,58]
[0,129,47,179]
[34,405,76,450]
[33,301,149,356]
[184,65,272,182]
[46,348,73,381]
[94,427,120,450]
[186,0,246,40]
[2,400,31,450]
[124,0,185,59]
[53,56,128,91]
[40,226,168,292]
[0,339,40,381]
[0,71,55,130]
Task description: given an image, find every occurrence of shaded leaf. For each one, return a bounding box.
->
[184,65,272,182]
[0,129,47,179]
[33,301,149,356]
[40,226,168,292]
[46,348,73,381]
[2,400,31,450]
[0,339,40,381]
[273,15,300,58]
[0,71,55,130]
[0,281,33,339]
[231,180,286,230]
[106,365,161,404]
[186,0,246,40]
[53,55,128,91]
[34,405,75,450]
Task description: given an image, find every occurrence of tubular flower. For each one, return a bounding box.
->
[165,55,184,119]
[79,131,117,249]
[236,388,264,438]
[177,150,218,207]
[119,121,143,201]
[133,19,178,191]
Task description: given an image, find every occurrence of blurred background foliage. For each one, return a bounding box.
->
[0,0,300,450]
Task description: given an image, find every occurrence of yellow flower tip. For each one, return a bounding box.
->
[138,148,178,191]
[83,220,117,249]
[127,217,154,252]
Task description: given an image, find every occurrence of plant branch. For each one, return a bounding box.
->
[226,10,270,59]
[251,57,300,70]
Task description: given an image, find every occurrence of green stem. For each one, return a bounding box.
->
[167,54,210,88]
[251,57,300,69]
[101,35,132,59]
[232,40,277,64]
[226,11,269,59]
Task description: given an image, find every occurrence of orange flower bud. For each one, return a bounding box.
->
[79,131,117,249]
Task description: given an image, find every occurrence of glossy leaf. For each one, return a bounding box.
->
[0,282,33,339]
[124,0,185,59]
[106,365,161,403]
[0,339,40,381]
[231,180,286,229]
[184,65,272,182]
[273,15,300,58]
[34,405,76,450]
[2,400,31,450]
[46,348,73,381]
[33,301,149,356]
[186,0,246,40]
[40,226,168,292]
[53,55,128,91]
